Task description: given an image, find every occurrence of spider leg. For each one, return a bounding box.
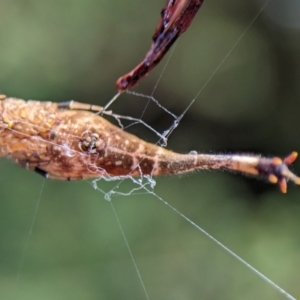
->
[34,167,49,178]
[57,101,113,115]
[34,167,83,181]
[50,174,84,181]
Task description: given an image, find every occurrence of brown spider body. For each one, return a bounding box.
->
[0,97,160,179]
[0,96,299,192]
[0,97,200,179]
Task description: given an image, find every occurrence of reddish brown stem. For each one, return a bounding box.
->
[116,0,204,92]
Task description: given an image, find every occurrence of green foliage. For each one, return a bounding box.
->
[0,1,300,299]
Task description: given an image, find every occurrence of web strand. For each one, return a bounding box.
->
[13,179,45,295]
[109,201,150,300]
[193,0,272,100]
[148,189,296,300]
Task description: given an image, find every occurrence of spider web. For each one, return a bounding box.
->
[0,1,300,300]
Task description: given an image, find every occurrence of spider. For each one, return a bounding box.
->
[0,94,299,193]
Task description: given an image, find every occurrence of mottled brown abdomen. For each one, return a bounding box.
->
[0,97,171,179]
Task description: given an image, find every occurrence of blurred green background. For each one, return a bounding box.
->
[1,0,300,299]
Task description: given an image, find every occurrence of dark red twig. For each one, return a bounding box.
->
[116,0,204,92]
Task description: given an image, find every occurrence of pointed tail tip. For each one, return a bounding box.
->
[263,152,300,193]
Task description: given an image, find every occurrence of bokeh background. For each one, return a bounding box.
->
[1,0,300,299]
